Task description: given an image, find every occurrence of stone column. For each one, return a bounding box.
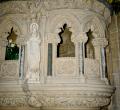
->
[92,38,109,83]
[72,32,88,82]
[78,42,84,75]
[19,45,25,80]
[17,36,29,81]
[101,48,106,78]
[94,45,102,78]
[40,16,47,84]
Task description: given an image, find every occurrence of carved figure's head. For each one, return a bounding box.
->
[30,23,39,34]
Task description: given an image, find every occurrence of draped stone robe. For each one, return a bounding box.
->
[26,23,41,81]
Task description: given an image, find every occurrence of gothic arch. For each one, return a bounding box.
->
[81,15,108,49]
[81,15,106,39]
[0,17,23,39]
[48,13,81,36]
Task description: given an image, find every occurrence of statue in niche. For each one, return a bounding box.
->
[5,27,19,60]
[85,30,95,59]
[26,23,41,81]
[57,23,75,57]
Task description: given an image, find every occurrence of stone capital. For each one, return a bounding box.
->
[46,33,60,44]
[92,38,108,47]
[72,32,88,43]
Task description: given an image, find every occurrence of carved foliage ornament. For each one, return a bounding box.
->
[0,0,110,20]
[0,95,110,108]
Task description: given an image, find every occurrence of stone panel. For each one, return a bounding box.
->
[56,58,76,76]
[0,61,19,80]
[84,58,100,78]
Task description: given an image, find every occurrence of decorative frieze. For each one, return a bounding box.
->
[0,0,110,21]
[0,88,113,108]
[0,97,27,107]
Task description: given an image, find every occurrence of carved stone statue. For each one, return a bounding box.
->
[26,23,41,81]
[58,24,75,57]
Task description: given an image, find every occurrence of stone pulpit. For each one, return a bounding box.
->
[0,0,115,110]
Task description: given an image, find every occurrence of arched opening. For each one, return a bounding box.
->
[57,23,75,57]
[85,29,95,59]
[5,27,19,60]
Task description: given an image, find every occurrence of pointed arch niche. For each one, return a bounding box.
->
[57,23,75,57]
[0,17,25,80]
[85,29,95,59]
[46,13,87,80]
[81,16,109,81]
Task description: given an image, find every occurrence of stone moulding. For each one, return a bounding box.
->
[0,83,114,109]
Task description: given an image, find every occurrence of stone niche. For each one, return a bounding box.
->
[0,0,115,110]
[57,23,75,57]
[0,18,22,81]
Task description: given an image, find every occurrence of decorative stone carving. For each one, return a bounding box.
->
[0,84,114,108]
[0,61,19,80]
[0,96,27,107]
[0,1,28,14]
[52,97,110,108]
[84,58,100,78]
[56,58,75,76]
[26,23,41,82]
[47,33,60,44]
[0,19,21,39]
[43,0,110,21]
[27,96,42,108]
[0,0,115,110]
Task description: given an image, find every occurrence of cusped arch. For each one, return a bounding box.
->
[81,15,106,39]
[49,13,81,36]
[81,15,108,47]
[0,17,23,39]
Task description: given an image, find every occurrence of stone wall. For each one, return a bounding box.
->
[108,13,120,110]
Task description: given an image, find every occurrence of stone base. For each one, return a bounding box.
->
[0,82,114,110]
